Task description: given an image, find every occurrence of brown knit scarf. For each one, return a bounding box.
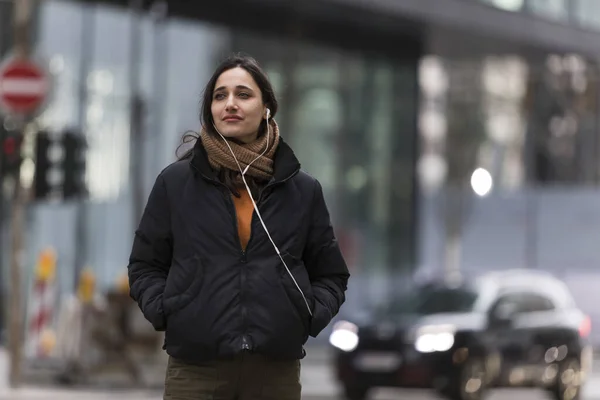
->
[200,119,280,181]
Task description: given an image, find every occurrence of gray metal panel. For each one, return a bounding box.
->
[77,0,600,55]
[318,0,600,56]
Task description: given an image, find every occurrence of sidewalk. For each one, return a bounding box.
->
[0,387,163,400]
[9,343,335,392]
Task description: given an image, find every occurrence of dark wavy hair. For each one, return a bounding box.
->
[177,53,278,197]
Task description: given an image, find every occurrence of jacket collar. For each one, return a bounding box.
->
[190,136,301,184]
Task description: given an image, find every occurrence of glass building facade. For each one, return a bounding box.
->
[13,0,420,310]
[480,0,600,29]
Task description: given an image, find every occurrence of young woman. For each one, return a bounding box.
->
[128,54,350,399]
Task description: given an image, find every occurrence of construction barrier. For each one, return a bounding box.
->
[25,247,57,359]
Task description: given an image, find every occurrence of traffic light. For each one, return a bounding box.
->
[33,129,87,201]
[33,131,53,200]
[1,125,23,180]
[62,131,87,199]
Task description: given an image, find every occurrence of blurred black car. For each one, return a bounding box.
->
[330,269,593,400]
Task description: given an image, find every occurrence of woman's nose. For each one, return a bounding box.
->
[225,95,237,111]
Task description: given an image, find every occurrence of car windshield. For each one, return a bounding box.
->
[381,285,480,316]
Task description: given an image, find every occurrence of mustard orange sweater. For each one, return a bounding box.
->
[232,190,254,251]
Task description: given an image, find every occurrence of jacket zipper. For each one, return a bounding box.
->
[224,191,252,351]
[191,163,252,350]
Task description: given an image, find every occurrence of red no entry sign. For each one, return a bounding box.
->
[0,58,49,116]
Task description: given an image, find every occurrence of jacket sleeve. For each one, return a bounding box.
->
[303,179,350,338]
[127,173,172,331]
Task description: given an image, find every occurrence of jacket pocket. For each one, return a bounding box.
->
[278,252,314,338]
[163,255,205,317]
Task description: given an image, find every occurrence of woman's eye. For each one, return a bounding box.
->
[214,93,225,100]
[238,93,250,99]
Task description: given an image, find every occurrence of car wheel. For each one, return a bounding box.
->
[344,384,369,400]
[549,357,583,400]
[442,357,488,400]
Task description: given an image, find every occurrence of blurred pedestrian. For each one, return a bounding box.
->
[86,282,142,385]
[55,272,143,385]
[54,268,102,384]
[127,53,350,400]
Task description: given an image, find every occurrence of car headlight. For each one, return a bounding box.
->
[412,324,456,353]
[329,320,359,352]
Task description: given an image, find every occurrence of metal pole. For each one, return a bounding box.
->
[8,0,33,388]
[524,187,538,268]
[73,4,95,291]
[0,135,4,340]
[0,0,12,359]
[151,0,167,142]
[0,1,12,319]
[524,77,540,270]
[129,0,145,228]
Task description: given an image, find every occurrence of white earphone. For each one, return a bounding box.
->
[213,107,312,317]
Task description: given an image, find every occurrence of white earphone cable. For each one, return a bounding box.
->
[213,112,313,317]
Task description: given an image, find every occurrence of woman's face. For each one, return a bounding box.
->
[211,67,267,144]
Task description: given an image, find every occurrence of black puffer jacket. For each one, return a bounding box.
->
[127,138,350,363]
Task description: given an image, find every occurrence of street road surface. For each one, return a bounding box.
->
[2,370,600,400]
[2,386,600,400]
[1,348,599,399]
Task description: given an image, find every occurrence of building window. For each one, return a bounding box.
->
[527,0,569,21]
[230,32,418,282]
[573,0,600,29]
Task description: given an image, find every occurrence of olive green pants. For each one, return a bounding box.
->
[163,353,301,400]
